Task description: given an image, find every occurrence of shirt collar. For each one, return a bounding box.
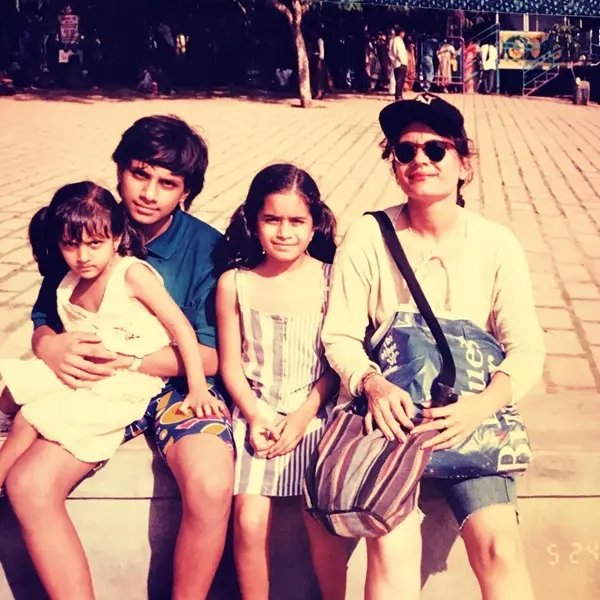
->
[146,207,183,260]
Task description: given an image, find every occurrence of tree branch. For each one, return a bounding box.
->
[233,0,247,17]
[267,0,292,24]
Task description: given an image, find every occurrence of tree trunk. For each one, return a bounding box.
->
[292,16,312,108]
[268,0,312,108]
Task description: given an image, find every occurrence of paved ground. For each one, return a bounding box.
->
[1,91,600,397]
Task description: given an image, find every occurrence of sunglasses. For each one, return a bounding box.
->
[393,140,456,164]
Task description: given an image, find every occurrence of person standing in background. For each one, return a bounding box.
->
[405,36,417,92]
[420,35,438,92]
[480,42,498,94]
[377,31,391,90]
[464,40,481,94]
[389,25,408,101]
[437,39,456,93]
[309,28,327,100]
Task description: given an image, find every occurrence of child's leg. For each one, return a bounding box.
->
[6,438,97,600]
[0,410,38,488]
[303,509,349,600]
[233,494,273,600]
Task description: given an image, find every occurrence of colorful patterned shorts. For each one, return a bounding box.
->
[123,381,234,461]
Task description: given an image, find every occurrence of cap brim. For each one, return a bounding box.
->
[379,100,461,142]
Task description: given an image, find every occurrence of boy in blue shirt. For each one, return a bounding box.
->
[6,115,234,600]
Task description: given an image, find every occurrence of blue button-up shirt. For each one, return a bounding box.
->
[31,207,222,384]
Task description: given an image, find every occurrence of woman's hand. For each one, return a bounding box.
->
[266,409,313,459]
[363,374,415,442]
[411,394,494,450]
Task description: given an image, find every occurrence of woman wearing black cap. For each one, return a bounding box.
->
[304,94,545,600]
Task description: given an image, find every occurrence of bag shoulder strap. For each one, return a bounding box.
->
[366,210,457,405]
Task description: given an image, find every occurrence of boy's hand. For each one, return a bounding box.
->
[179,390,231,421]
[38,331,116,389]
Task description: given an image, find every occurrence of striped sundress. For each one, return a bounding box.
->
[233,263,333,497]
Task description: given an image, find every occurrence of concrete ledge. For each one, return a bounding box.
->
[3,492,599,600]
[1,393,599,599]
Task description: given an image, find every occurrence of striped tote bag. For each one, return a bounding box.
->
[303,403,435,538]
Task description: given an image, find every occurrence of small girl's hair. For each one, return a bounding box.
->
[220,164,336,271]
[29,181,146,277]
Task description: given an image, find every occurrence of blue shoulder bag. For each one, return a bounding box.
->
[364,211,532,479]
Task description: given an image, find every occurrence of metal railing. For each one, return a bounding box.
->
[467,23,500,47]
[416,35,465,92]
[463,23,500,91]
[522,49,560,96]
[464,24,500,92]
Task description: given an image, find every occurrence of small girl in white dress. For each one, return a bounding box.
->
[0,181,217,484]
[216,164,340,599]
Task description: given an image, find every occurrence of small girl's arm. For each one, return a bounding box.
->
[125,263,227,418]
[216,271,280,443]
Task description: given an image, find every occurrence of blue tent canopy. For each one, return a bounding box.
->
[331,0,600,18]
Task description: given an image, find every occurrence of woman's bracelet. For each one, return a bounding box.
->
[359,369,381,395]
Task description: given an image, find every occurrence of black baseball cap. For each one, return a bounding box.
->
[379,94,466,142]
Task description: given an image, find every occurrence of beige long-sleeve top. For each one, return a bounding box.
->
[322,205,546,402]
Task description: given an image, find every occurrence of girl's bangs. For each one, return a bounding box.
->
[58,201,113,243]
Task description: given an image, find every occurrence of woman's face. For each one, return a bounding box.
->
[392,122,469,205]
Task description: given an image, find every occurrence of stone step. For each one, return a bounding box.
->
[1,392,598,599]
[3,494,599,600]
[50,392,600,500]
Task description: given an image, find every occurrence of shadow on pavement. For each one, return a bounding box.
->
[7,86,392,107]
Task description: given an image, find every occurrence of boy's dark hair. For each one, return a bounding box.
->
[394,26,405,36]
[29,181,146,277]
[219,163,337,271]
[112,115,209,210]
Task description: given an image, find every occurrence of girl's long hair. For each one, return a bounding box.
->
[29,181,146,277]
[218,164,337,272]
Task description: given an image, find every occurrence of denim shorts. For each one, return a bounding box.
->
[425,475,517,529]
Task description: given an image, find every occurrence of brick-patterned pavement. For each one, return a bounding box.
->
[1,92,600,397]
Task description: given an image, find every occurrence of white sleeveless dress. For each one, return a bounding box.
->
[0,256,171,463]
[233,263,334,497]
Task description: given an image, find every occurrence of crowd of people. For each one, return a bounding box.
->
[357,26,500,99]
[0,1,503,99]
[0,90,544,600]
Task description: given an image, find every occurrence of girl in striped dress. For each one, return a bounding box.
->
[216,163,339,600]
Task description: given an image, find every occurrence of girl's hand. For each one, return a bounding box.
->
[363,374,415,442]
[247,416,280,457]
[179,390,231,421]
[266,409,313,459]
[411,394,493,450]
